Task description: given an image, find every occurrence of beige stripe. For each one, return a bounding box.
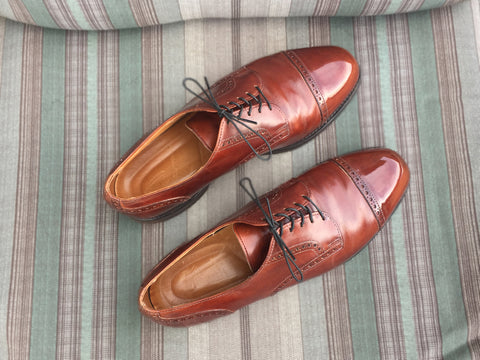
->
[396,0,425,13]
[471,0,480,78]
[237,0,290,18]
[7,24,43,360]
[91,30,119,359]
[353,16,406,359]
[129,0,159,28]
[0,18,4,87]
[43,0,80,29]
[323,267,354,360]
[431,7,480,357]
[79,1,114,30]
[386,13,442,358]
[140,25,164,360]
[178,0,202,20]
[7,0,35,25]
[361,0,391,15]
[55,31,87,359]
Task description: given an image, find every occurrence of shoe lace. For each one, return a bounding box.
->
[183,77,273,161]
[239,177,326,282]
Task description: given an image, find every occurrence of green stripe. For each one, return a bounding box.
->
[386,0,408,14]
[103,0,137,29]
[161,21,189,360]
[0,19,23,360]
[375,16,418,360]
[408,10,469,359]
[330,18,361,154]
[335,0,368,16]
[115,28,143,360]
[451,0,480,241]
[64,0,91,30]
[330,16,381,360]
[288,0,317,16]
[29,28,66,360]
[420,0,447,11]
[20,0,57,28]
[80,31,98,360]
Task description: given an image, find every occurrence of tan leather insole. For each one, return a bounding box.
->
[115,115,212,198]
[147,225,253,310]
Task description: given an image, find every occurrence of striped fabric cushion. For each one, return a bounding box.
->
[0,0,466,30]
[1,0,479,359]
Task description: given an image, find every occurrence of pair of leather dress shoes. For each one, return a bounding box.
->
[104,46,410,327]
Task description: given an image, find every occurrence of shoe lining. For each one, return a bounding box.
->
[114,114,213,198]
[146,225,253,310]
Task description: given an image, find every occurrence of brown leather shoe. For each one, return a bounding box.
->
[138,148,410,326]
[104,46,360,221]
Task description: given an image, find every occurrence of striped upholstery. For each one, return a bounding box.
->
[0,0,466,30]
[0,1,479,359]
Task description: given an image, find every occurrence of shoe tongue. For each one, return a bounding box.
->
[233,223,271,272]
[185,112,221,151]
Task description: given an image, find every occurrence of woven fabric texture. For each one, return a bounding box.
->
[0,0,466,30]
[0,0,479,359]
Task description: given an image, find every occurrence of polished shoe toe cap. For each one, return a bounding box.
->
[338,148,410,226]
[291,46,360,118]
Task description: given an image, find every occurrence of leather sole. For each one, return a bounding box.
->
[134,185,209,222]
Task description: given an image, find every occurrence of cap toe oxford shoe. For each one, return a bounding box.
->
[104,46,360,221]
[138,148,409,326]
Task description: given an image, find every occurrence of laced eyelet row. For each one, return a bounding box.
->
[274,195,326,235]
[240,178,326,283]
[183,77,273,161]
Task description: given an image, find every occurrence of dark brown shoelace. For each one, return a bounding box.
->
[183,77,273,160]
[240,177,325,282]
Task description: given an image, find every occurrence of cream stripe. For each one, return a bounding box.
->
[55,31,87,359]
[0,19,23,360]
[140,25,164,360]
[184,18,209,360]
[91,30,119,359]
[0,0,15,20]
[472,0,480,67]
[432,7,480,357]
[353,16,406,359]
[7,24,43,360]
[386,14,442,358]
[178,0,202,21]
